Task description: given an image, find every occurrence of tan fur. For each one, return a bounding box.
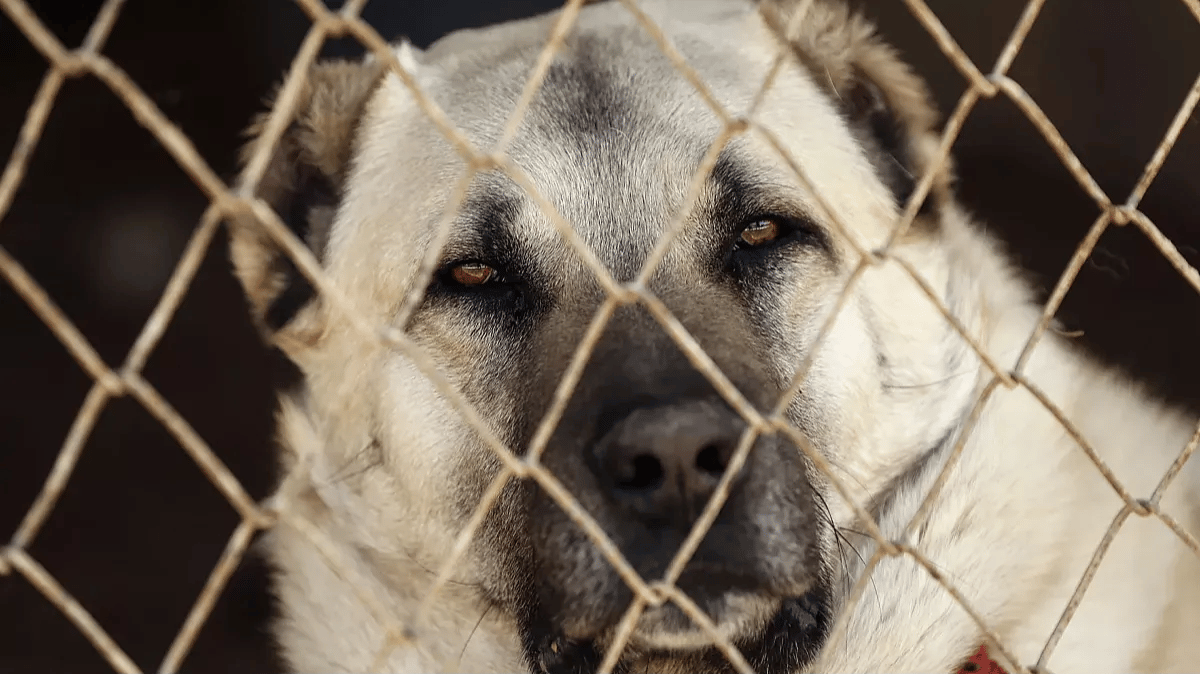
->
[227,1,1200,672]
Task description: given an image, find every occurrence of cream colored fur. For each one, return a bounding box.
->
[228,0,1200,671]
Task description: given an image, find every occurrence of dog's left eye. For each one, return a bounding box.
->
[730,214,825,254]
[725,215,825,276]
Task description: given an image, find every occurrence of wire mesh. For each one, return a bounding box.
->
[1,0,1198,672]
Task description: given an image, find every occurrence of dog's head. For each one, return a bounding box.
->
[230,0,976,670]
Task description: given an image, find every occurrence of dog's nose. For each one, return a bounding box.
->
[593,400,746,525]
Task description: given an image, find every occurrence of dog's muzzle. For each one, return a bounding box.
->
[520,305,832,672]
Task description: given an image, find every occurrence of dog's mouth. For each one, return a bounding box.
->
[528,585,831,673]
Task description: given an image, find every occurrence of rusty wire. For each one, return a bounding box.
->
[2,0,1199,672]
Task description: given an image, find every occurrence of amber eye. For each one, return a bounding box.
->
[738,218,782,247]
[450,262,498,286]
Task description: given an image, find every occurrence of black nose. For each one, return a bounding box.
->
[593,400,747,526]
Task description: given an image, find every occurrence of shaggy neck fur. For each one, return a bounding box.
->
[810,204,1200,672]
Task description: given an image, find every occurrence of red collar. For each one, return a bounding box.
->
[958,644,1006,673]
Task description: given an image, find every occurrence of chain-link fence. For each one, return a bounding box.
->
[2,0,1199,672]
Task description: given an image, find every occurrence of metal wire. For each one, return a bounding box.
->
[2,0,1197,672]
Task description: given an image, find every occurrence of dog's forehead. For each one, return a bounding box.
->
[336,0,879,289]
[430,1,773,254]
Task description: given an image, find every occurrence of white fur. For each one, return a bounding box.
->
[238,1,1200,672]
[808,206,1200,672]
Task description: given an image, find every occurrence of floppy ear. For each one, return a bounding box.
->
[228,58,385,351]
[760,0,952,221]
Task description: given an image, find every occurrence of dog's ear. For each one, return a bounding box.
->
[229,57,386,351]
[760,0,952,220]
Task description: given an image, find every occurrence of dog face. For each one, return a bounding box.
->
[231,0,976,670]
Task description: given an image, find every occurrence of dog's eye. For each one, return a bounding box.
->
[437,259,532,316]
[450,262,498,287]
[738,218,783,248]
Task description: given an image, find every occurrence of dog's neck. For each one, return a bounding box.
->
[812,210,1200,672]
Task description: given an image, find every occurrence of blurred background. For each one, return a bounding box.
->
[1,0,1197,671]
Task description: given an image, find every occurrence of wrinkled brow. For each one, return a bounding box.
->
[703,150,830,251]
[438,176,526,264]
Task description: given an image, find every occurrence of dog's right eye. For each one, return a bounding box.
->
[450,262,498,287]
[438,260,529,310]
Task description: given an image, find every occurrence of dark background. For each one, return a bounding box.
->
[1,0,1197,671]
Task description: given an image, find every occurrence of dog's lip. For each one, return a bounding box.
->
[540,586,830,667]
[551,586,768,646]
[568,583,825,653]
[551,568,782,643]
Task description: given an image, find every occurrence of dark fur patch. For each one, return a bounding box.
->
[263,160,339,330]
[523,616,605,674]
[843,77,934,218]
[264,258,316,332]
[537,35,640,141]
[233,59,385,337]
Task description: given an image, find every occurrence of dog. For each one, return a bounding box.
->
[226,0,1200,671]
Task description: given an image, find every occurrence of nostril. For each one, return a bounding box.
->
[695,443,728,477]
[614,454,665,491]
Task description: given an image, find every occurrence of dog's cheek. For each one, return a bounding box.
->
[371,359,487,523]
[464,476,539,609]
[520,474,637,651]
[739,255,840,393]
